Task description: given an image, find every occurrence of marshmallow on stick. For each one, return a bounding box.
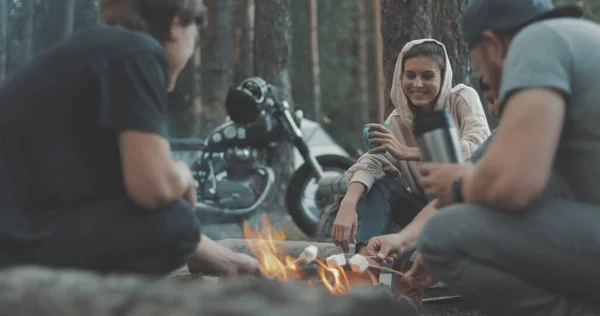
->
[299,245,318,264]
[272,245,319,277]
[325,254,346,268]
[348,254,370,272]
[348,254,405,277]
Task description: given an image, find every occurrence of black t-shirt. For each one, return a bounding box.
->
[0,24,169,240]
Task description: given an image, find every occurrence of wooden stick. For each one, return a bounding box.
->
[344,254,376,259]
[368,265,406,277]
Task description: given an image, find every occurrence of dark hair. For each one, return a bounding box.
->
[493,24,525,42]
[402,42,446,75]
[479,77,491,92]
[100,0,206,43]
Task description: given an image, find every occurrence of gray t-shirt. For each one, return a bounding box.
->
[499,18,600,205]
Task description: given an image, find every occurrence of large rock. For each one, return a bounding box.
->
[0,267,419,316]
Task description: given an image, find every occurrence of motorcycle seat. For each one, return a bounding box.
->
[170,138,206,151]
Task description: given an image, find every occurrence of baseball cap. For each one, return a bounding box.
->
[461,0,583,49]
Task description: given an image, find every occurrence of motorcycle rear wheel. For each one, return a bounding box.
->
[285,154,355,237]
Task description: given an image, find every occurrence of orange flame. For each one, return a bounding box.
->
[243,213,377,295]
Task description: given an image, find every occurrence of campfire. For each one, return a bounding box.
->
[242,213,380,295]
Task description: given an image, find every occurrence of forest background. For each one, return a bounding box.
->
[0,0,597,175]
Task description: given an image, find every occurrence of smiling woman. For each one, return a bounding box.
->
[332,38,491,305]
[400,43,445,112]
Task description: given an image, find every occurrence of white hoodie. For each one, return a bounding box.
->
[346,38,490,197]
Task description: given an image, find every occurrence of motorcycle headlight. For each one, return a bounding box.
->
[239,77,268,103]
[225,77,268,124]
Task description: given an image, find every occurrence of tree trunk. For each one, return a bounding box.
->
[205,0,235,132]
[308,0,321,123]
[254,0,293,102]
[234,0,254,84]
[372,0,384,123]
[254,0,293,207]
[63,0,76,38]
[21,0,35,65]
[380,0,433,116]
[432,0,470,86]
[192,28,203,135]
[356,0,369,125]
[0,0,7,82]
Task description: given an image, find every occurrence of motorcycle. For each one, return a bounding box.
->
[170,77,354,232]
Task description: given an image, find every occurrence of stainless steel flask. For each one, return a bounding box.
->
[413,109,463,163]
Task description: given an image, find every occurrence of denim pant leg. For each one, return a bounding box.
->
[355,177,425,256]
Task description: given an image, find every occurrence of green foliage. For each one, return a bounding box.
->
[291,0,372,152]
[5,0,98,75]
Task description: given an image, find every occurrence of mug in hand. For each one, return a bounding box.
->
[363,123,392,153]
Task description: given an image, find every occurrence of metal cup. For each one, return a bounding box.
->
[363,123,392,152]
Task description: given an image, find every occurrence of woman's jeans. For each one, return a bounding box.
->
[355,176,427,261]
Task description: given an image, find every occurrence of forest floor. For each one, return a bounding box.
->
[200,211,485,316]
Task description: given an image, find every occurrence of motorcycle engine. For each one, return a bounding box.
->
[223,147,259,180]
[209,146,260,209]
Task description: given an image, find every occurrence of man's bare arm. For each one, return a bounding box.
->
[462,88,566,211]
[396,199,438,252]
[120,131,193,210]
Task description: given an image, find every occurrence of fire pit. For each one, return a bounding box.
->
[242,213,380,295]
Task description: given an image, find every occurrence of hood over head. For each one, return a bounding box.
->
[389,39,453,129]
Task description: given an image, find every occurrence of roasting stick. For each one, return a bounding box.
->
[328,254,406,277]
[347,254,406,277]
[343,254,377,259]
[271,245,318,278]
[368,265,406,277]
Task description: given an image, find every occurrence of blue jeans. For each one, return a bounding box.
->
[355,176,427,259]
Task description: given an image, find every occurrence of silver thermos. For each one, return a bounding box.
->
[413,109,463,163]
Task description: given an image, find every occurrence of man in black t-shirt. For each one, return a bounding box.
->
[0,0,263,277]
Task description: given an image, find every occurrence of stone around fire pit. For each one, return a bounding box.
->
[217,239,351,259]
[0,266,420,316]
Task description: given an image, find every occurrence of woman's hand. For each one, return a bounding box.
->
[366,123,415,160]
[332,199,359,253]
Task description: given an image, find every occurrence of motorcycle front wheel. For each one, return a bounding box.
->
[285,154,355,236]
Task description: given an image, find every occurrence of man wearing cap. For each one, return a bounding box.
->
[365,0,600,315]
